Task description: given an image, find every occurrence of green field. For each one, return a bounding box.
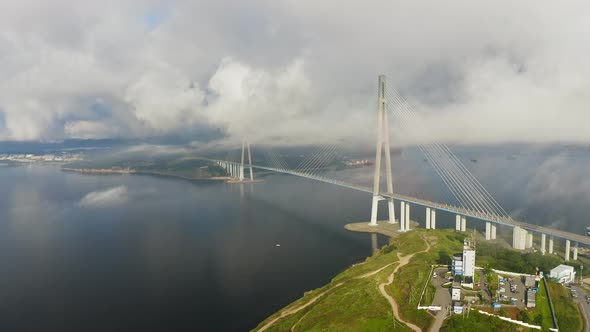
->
[441,310,534,331]
[519,279,555,329]
[546,281,583,332]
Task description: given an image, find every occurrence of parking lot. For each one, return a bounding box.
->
[497,275,526,309]
[431,267,452,306]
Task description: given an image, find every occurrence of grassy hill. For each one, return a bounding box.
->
[253,229,584,332]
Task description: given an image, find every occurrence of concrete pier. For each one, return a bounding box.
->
[512,226,526,250]
[485,222,491,240]
[430,209,436,229]
[369,196,379,226]
[526,233,533,249]
[461,216,466,232]
[387,199,396,224]
[426,207,431,229]
[405,203,410,231]
[491,224,496,240]
[549,236,554,254]
[455,215,461,231]
[565,240,571,262]
[574,243,578,260]
[541,233,546,255]
[400,201,406,231]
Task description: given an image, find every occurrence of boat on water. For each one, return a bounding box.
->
[586,226,590,236]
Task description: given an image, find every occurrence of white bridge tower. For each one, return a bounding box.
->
[240,140,254,181]
[369,75,396,226]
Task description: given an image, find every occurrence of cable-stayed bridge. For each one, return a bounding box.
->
[204,75,589,260]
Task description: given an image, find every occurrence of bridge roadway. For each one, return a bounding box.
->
[214,160,590,246]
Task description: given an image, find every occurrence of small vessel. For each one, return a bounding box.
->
[276,244,281,247]
[586,226,590,236]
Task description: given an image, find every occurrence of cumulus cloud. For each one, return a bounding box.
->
[79,185,129,207]
[0,1,590,146]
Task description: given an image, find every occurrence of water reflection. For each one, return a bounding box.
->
[0,166,382,331]
[371,233,378,253]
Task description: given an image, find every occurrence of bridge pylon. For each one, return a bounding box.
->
[236,139,254,182]
[369,75,396,227]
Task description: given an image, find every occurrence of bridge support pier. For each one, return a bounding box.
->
[541,233,546,255]
[565,240,571,262]
[370,196,380,226]
[407,205,411,230]
[574,243,578,260]
[431,209,436,229]
[455,215,460,231]
[526,233,533,249]
[512,226,526,250]
[485,222,491,240]
[369,75,396,227]
[426,207,431,229]
[461,216,466,232]
[491,224,496,240]
[549,236,554,254]
[387,199,395,225]
[399,201,406,231]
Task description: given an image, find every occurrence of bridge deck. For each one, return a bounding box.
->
[213,161,590,246]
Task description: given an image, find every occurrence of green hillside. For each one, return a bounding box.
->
[253,229,583,332]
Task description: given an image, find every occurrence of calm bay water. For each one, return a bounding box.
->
[0,145,589,331]
[0,166,385,331]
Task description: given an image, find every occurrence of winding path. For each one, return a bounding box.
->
[378,236,432,332]
[256,282,345,332]
[257,237,431,332]
[257,262,400,331]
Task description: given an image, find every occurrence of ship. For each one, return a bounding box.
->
[586,226,590,236]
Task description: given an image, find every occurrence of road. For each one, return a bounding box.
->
[430,268,452,332]
[571,285,590,332]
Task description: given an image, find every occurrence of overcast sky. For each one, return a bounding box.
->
[1,1,589,146]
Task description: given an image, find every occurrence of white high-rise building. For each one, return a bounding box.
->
[463,242,476,278]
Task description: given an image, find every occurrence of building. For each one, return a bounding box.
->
[452,254,463,276]
[526,289,536,308]
[525,276,537,289]
[452,301,464,314]
[452,285,461,301]
[549,264,576,284]
[462,241,476,278]
[451,238,476,288]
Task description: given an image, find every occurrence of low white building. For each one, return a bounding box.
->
[452,286,461,301]
[549,264,576,284]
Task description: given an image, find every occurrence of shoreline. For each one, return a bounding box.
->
[61,167,233,182]
[344,220,419,238]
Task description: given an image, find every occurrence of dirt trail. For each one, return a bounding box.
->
[257,238,431,332]
[256,282,344,332]
[257,261,400,331]
[378,236,432,332]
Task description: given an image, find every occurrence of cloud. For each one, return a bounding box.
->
[0,1,590,145]
[525,154,590,204]
[79,185,129,207]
